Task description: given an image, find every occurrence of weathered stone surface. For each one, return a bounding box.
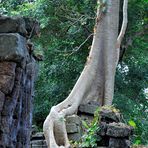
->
[23,17,40,38]
[1,97,17,116]
[0,33,29,62]
[66,115,82,134]
[65,115,83,141]
[100,109,121,123]
[79,114,94,123]
[79,101,99,115]
[30,133,47,148]
[66,115,81,125]
[0,133,10,147]
[15,67,23,82]
[98,122,108,136]
[0,91,5,111]
[0,75,15,94]
[1,116,13,133]
[31,140,44,145]
[31,140,47,148]
[0,16,40,38]
[66,123,79,133]
[106,122,132,137]
[68,133,82,141]
[0,62,16,94]
[97,135,110,147]
[0,16,27,35]
[0,62,16,76]
[109,138,130,148]
[0,16,38,148]
[32,132,45,140]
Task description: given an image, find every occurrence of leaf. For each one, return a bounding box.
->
[128,120,136,128]
[134,139,141,145]
[82,120,89,129]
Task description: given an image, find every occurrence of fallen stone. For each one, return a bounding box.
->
[106,122,132,137]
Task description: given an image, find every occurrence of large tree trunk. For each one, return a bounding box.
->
[43,0,128,147]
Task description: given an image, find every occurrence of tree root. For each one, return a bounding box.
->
[43,100,79,148]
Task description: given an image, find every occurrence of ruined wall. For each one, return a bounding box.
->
[0,16,38,148]
[78,104,133,148]
[31,103,133,148]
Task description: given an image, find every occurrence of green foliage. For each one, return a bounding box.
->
[128,120,137,128]
[73,108,101,148]
[113,0,148,145]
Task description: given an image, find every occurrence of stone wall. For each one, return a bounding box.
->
[31,103,133,148]
[0,16,39,148]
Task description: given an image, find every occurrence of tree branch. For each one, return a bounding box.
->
[116,0,128,65]
[67,33,93,56]
[117,0,128,48]
[54,33,93,56]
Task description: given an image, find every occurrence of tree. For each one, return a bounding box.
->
[43,0,128,147]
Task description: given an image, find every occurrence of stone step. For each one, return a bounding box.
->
[31,140,47,148]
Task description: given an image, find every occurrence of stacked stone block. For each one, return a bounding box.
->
[0,16,39,148]
[31,103,133,148]
[79,103,133,148]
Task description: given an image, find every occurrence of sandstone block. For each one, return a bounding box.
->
[79,102,99,115]
[0,16,27,35]
[31,140,47,148]
[68,133,82,141]
[66,115,81,125]
[0,75,15,94]
[66,115,82,134]
[0,33,29,63]
[0,62,16,76]
[32,132,45,140]
[66,123,79,134]
[106,122,132,137]
[0,16,40,38]
[100,109,121,123]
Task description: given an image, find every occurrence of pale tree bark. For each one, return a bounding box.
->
[116,0,128,65]
[43,0,128,147]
